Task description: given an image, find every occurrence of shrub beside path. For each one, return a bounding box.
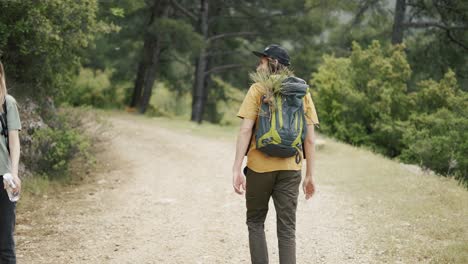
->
[15,112,468,263]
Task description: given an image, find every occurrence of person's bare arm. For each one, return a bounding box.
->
[303,124,316,199]
[232,118,255,194]
[8,130,21,194]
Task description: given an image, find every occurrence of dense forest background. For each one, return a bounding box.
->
[0,0,467,185]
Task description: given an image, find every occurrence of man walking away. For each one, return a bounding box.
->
[232,44,319,264]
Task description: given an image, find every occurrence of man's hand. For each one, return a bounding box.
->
[232,169,246,195]
[303,176,315,200]
[12,174,21,195]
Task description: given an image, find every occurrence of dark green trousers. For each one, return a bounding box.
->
[245,167,301,264]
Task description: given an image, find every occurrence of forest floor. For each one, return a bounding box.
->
[15,112,468,264]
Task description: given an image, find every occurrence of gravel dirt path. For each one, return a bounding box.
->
[14,113,467,263]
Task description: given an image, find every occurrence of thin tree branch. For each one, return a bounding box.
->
[204,64,245,75]
[223,2,320,24]
[406,0,429,12]
[446,30,468,51]
[434,0,468,51]
[407,4,425,23]
[404,22,468,30]
[169,0,197,21]
[352,0,379,26]
[208,3,321,24]
[204,50,242,58]
[164,52,193,68]
[432,0,467,16]
[208,12,315,24]
[206,32,258,43]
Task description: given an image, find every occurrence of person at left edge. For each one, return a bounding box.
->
[0,61,22,264]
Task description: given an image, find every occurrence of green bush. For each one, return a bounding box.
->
[0,0,99,98]
[208,76,244,126]
[311,41,467,186]
[311,41,411,156]
[400,71,468,185]
[400,109,467,179]
[147,82,192,118]
[68,68,129,108]
[145,77,242,126]
[28,109,92,180]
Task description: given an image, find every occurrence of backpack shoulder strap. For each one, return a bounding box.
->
[244,95,266,156]
[0,101,7,133]
[0,100,9,153]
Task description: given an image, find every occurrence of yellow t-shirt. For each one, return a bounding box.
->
[237,83,319,173]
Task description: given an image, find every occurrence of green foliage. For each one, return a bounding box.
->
[82,0,146,77]
[403,1,468,88]
[68,68,129,108]
[312,42,468,185]
[0,0,99,99]
[27,109,92,180]
[82,0,202,110]
[208,76,245,125]
[147,83,191,118]
[110,7,125,18]
[312,41,411,156]
[400,71,468,185]
[411,70,461,114]
[149,18,203,54]
[308,0,468,89]
[400,109,467,182]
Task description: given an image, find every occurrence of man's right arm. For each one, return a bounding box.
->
[232,118,255,194]
[232,83,260,195]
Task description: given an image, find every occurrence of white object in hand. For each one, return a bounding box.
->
[3,173,19,202]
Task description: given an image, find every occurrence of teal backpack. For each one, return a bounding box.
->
[255,76,308,162]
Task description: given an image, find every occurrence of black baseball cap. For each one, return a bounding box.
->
[252,44,290,66]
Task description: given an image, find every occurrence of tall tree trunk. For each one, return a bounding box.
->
[129,0,167,111]
[130,39,152,108]
[190,62,200,121]
[191,0,209,123]
[139,40,163,113]
[204,55,218,123]
[391,0,407,44]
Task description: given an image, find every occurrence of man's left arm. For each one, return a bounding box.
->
[303,92,319,200]
[232,84,260,195]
